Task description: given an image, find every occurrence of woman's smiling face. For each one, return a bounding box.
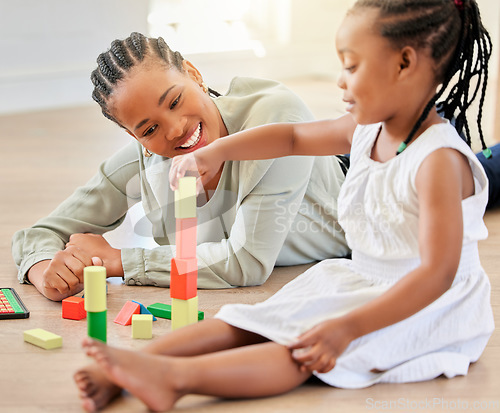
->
[110,60,227,158]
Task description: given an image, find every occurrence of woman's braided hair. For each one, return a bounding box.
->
[91,32,220,127]
[352,0,492,157]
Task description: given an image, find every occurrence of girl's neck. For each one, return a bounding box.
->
[371,109,445,162]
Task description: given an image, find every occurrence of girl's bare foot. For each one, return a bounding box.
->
[74,364,122,412]
[81,338,184,412]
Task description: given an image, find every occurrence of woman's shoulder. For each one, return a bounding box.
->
[225,76,293,96]
[100,140,142,176]
[215,77,314,133]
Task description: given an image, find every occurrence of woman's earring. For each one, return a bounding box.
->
[201,82,208,93]
[143,146,152,158]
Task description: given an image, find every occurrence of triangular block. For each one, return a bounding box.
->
[114,301,140,325]
[132,300,157,321]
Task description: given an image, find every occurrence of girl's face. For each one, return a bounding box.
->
[335,9,407,125]
[110,60,227,158]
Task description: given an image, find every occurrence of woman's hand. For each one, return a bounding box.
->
[288,318,356,374]
[66,234,123,277]
[26,246,94,301]
[169,145,224,193]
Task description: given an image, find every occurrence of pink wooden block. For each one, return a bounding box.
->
[114,301,141,325]
[176,217,197,259]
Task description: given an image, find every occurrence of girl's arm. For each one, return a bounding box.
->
[170,114,356,191]
[213,115,355,160]
[289,147,472,373]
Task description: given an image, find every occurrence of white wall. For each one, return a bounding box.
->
[0,0,498,144]
[0,0,148,114]
[0,0,347,114]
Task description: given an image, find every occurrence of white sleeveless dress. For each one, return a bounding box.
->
[215,122,494,388]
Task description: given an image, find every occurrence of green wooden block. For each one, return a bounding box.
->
[147,303,172,319]
[88,310,107,343]
[147,302,204,320]
[24,328,62,350]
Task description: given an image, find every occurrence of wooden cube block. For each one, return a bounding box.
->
[131,314,153,339]
[175,217,197,259]
[174,177,197,218]
[62,296,86,320]
[172,297,198,331]
[170,257,198,300]
[24,328,62,350]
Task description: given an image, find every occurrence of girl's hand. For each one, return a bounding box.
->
[288,318,356,374]
[169,147,223,193]
[66,234,123,277]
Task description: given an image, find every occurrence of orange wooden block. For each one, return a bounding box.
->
[114,301,140,325]
[175,217,197,259]
[170,257,198,300]
[62,296,86,320]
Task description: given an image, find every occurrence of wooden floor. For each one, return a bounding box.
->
[0,79,499,412]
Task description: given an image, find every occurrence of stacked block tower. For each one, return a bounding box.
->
[84,266,107,342]
[171,176,199,330]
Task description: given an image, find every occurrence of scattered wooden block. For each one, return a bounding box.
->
[62,296,86,320]
[114,301,140,326]
[131,314,153,339]
[146,302,204,321]
[131,300,157,321]
[23,328,62,350]
[146,302,172,319]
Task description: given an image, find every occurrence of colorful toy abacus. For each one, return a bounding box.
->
[171,176,199,330]
[0,288,29,319]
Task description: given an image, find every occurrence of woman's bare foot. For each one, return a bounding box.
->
[74,364,122,412]
[81,338,185,412]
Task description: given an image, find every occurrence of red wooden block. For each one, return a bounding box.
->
[175,217,197,259]
[170,257,198,300]
[62,296,86,320]
[114,301,140,325]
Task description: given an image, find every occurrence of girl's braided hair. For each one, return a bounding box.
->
[352,0,492,157]
[91,32,220,128]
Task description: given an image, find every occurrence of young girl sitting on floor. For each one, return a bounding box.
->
[76,0,494,411]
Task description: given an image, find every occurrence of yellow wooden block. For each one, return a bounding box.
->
[131,314,153,339]
[174,177,197,218]
[24,328,62,350]
[84,266,107,312]
[172,296,198,330]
